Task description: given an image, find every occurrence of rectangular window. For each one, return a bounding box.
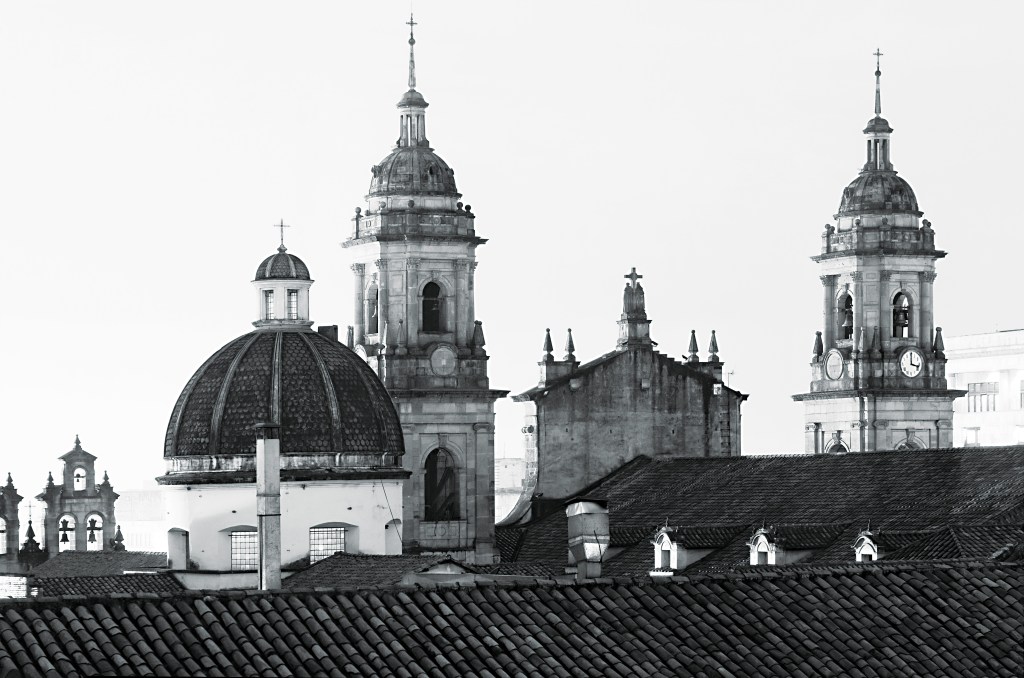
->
[967,382,998,412]
[230,531,258,571]
[287,290,298,320]
[264,290,275,320]
[965,427,981,447]
[861,553,873,562]
[756,551,768,565]
[309,527,346,564]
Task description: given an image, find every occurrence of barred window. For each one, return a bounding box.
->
[309,527,346,564]
[264,290,275,320]
[287,290,298,320]
[230,531,258,571]
[967,382,998,412]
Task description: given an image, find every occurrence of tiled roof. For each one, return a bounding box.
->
[502,446,1024,574]
[254,246,311,281]
[30,551,166,577]
[282,552,443,590]
[887,524,1024,561]
[0,561,1019,676]
[163,330,405,460]
[34,574,183,597]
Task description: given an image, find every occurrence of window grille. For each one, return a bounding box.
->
[230,531,258,571]
[309,527,346,564]
[287,290,298,320]
[264,290,274,320]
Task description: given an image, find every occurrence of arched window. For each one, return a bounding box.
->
[85,513,104,551]
[73,467,86,491]
[892,292,911,338]
[424,448,459,521]
[659,536,672,569]
[422,282,442,333]
[58,515,77,552]
[309,525,347,564]
[838,294,854,340]
[366,284,379,334]
[0,517,6,555]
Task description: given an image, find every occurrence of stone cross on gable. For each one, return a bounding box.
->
[624,267,643,286]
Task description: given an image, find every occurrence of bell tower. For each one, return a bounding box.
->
[342,16,507,563]
[793,53,964,453]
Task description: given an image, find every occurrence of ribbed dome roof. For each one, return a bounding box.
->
[369,146,459,198]
[164,330,403,458]
[255,246,311,281]
[836,171,920,218]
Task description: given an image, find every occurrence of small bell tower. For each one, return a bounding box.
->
[793,53,964,453]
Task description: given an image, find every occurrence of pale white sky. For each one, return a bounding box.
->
[2,2,1022,507]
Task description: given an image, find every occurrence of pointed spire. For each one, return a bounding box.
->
[873,48,883,117]
[542,328,554,362]
[102,470,109,484]
[46,471,54,487]
[687,330,699,363]
[870,326,882,359]
[407,14,417,90]
[25,519,35,541]
[564,329,576,362]
[856,326,867,354]
[73,434,82,451]
[472,320,486,356]
[933,326,946,358]
[4,472,12,488]
[708,330,720,363]
[813,331,824,360]
[112,525,126,551]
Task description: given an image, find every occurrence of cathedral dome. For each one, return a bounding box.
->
[836,171,920,218]
[164,329,404,459]
[368,146,459,198]
[254,246,311,281]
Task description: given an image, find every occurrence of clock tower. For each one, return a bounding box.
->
[342,17,507,562]
[793,54,964,453]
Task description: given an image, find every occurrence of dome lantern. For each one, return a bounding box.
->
[253,221,314,329]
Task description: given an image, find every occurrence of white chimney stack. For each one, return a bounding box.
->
[256,423,282,590]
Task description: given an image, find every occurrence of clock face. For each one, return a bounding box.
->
[899,348,924,377]
[430,345,457,376]
[824,350,844,380]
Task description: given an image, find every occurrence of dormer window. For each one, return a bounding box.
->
[749,529,776,565]
[73,467,86,491]
[287,290,298,320]
[264,290,275,320]
[854,530,881,563]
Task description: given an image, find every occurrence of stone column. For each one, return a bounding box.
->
[920,272,936,347]
[406,259,420,344]
[255,423,281,591]
[454,260,468,348]
[805,423,820,454]
[351,264,365,346]
[821,275,835,348]
[473,421,496,564]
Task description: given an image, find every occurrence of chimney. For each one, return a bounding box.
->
[318,325,339,343]
[565,496,609,580]
[256,423,282,590]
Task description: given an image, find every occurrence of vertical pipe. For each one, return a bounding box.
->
[256,423,281,590]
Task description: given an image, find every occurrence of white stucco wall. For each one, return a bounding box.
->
[163,478,404,570]
[946,330,1024,446]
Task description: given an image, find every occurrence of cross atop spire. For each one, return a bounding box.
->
[407,14,417,90]
[274,219,290,252]
[624,267,643,286]
[873,48,883,117]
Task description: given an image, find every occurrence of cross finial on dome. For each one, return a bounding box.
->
[873,48,883,117]
[407,14,417,90]
[275,219,290,252]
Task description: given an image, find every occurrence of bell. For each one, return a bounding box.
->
[60,532,69,544]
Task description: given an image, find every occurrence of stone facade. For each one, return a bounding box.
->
[793,60,962,452]
[513,271,745,504]
[343,23,506,563]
